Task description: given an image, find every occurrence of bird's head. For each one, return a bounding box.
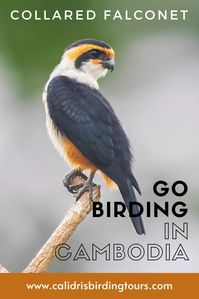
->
[61,39,115,81]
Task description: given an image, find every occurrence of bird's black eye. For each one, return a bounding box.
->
[88,49,105,59]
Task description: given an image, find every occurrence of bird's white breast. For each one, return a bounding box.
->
[43,90,67,160]
[42,60,99,160]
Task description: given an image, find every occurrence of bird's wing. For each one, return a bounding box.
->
[47,75,115,167]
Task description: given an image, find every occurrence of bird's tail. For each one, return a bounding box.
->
[118,179,145,235]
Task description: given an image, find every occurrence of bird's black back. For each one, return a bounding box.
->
[46,75,145,234]
[47,75,140,193]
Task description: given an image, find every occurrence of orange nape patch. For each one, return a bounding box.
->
[67,44,115,61]
[63,138,117,190]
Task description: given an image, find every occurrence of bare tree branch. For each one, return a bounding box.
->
[23,174,100,273]
[0,173,100,273]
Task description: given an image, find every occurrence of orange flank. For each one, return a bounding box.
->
[63,138,97,171]
[67,44,115,60]
[63,138,117,189]
[100,171,117,190]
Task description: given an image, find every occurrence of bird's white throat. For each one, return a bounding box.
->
[47,56,101,90]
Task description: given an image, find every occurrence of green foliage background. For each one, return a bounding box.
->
[0,0,198,98]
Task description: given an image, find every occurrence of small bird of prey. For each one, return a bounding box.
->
[43,38,145,235]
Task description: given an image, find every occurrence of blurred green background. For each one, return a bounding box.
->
[0,0,199,97]
[0,0,199,273]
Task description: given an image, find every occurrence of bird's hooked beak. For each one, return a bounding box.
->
[102,58,115,72]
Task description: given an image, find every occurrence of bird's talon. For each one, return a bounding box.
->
[67,185,78,194]
[63,169,81,185]
[75,185,89,202]
[71,183,85,194]
[63,169,87,193]
[64,170,95,203]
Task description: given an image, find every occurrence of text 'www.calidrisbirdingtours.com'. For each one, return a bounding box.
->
[25,280,173,293]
